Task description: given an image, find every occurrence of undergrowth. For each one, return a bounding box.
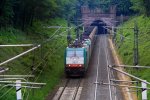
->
[0,18,72,100]
[116,15,150,99]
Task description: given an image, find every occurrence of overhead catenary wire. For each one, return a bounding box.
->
[0,84,41,91]
[116,65,150,69]
[108,65,150,85]
[25,44,66,100]
[0,21,87,68]
[26,43,66,83]
[0,26,64,76]
[101,82,150,90]
[0,86,14,99]
[0,75,34,78]
[23,21,87,76]
[0,67,9,73]
[0,26,61,68]
[0,45,41,67]
[0,81,46,85]
[0,78,27,81]
[0,26,61,97]
[24,42,67,100]
[103,26,132,41]
[0,21,87,99]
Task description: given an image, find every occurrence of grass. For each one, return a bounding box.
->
[0,18,74,100]
[116,15,150,100]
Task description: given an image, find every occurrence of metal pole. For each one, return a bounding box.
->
[120,14,123,25]
[47,26,70,28]
[0,75,34,78]
[142,80,147,100]
[111,79,137,83]
[83,26,84,32]
[0,45,41,67]
[16,80,22,100]
[101,82,150,90]
[0,81,46,85]
[67,18,72,46]
[0,44,34,47]
[134,21,139,65]
[0,78,27,81]
[117,65,150,68]
[112,26,115,43]
[109,65,150,85]
[0,68,9,73]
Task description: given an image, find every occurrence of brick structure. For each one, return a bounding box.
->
[81,6,116,27]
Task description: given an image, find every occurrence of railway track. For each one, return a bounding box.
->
[52,78,83,100]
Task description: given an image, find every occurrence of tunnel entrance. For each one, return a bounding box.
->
[90,20,107,34]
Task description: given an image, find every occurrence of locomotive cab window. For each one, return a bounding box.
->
[67,51,74,57]
[66,49,84,57]
[76,50,83,57]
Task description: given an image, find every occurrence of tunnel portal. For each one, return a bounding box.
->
[90,20,107,34]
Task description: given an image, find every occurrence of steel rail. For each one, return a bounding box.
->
[53,79,82,100]
[94,36,101,100]
[106,41,118,100]
[104,35,113,100]
[72,79,82,100]
[57,79,70,100]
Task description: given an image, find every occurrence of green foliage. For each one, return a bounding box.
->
[130,0,145,14]
[0,0,79,30]
[56,0,77,18]
[0,18,68,100]
[115,0,133,15]
[116,15,150,99]
[131,0,150,16]
[143,0,150,16]
[0,0,14,27]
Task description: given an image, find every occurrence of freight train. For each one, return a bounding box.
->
[64,26,97,76]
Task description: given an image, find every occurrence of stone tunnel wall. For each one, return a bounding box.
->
[81,6,117,27]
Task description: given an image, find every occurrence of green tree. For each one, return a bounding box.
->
[0,0,14,27]
[130,0,145,14]
[143,0,150,16]
[113,0,133,15]
[130,0,150,16]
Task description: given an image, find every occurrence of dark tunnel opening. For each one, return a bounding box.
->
[90,20,107,34]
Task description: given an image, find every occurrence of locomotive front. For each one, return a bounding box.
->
[65,48,86,76]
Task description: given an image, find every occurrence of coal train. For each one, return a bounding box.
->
[64,26,97,76]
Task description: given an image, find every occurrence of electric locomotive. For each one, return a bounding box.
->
[64,26,97,76]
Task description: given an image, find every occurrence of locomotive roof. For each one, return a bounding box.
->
[66,48,85,51]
